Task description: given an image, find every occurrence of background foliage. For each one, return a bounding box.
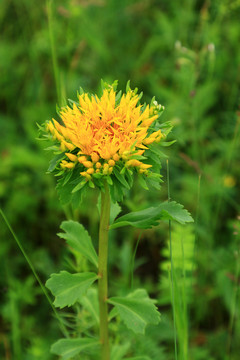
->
[0,0,239,359]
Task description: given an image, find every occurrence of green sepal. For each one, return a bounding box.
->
[46,271,98,308]
[110,201,194,230]
[108,289,160,334]
[51,338,100,360]
[58,220,98,268]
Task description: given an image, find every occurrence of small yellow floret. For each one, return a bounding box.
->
[140,163,152,169]
[83,161,93,168]
[126,159,142,167]
[64,162,75,169]
[91,153,100,162]
[66,153,77,162]
[103,164,109,175]
[80,171,91,180]
[60,141,66,151]
[108,159,115,167]
[65,142,75,151]
[87,168,94,175]
[96,162,102,169]
[61,161,75,169]
[78,156,87,163]
[113,154,120,161]
[46,122,55,133]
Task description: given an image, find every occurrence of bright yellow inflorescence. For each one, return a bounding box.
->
[46,88,163,181]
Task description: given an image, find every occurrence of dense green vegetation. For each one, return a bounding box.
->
[0,0,239,359]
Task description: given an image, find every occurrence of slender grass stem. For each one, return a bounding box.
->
[213,115,240,231]
[227,249,240,359]
[98,182,111,360]
[46,0,62,106]
[167,160,178,360]
[0,208,69,338]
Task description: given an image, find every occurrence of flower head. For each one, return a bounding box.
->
[42,81,172,204]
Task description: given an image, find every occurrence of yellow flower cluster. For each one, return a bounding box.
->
[46,88,163,181]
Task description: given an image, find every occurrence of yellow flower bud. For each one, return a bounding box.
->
[46,122,54,133]
[66,153,77,162]
[91,152,99,162]
[113,154,120,161]
[140,163,152,169]
[64,162,75,169]
[78,156,87,163]
[96,162,102,169]
[60,141,66,151]
[80,171,91,180]
[126,159,142,167]
[65,142,75,151]
[61,160,75,169]
[83,161,93,168]
[87,168,94,175]
[108,159,115,167]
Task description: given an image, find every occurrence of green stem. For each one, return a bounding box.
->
[98,182,111,360]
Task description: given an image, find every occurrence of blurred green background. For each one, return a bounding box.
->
[0,0,239,359]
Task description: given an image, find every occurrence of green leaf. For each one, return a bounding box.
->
[46,271,98,308]
[80,288,99,324]
[97,196,122,224]
[110,201,194,230]
[108,289,160,334]
[113,167,130,189]
[138,175,149,190]
[47,152,65,172]
[111,343,130,360]
[58,220,98,268]
[110,202,122,224]
[160,140,176,147]
[72,180,87,193]
[51,338,100,360]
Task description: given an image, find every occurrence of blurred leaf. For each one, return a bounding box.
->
[58,220,98,268]
[51,338,100,359]
[110,201,193,229]
[108,289,160,334]
[46,271,98,308]
[111,342,130,360]
[80,288,99,324]
[126,357,151,360]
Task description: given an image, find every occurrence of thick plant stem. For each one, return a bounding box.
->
[98,182,110,360]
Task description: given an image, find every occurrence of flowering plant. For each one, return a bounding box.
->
[40,81,193,360]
